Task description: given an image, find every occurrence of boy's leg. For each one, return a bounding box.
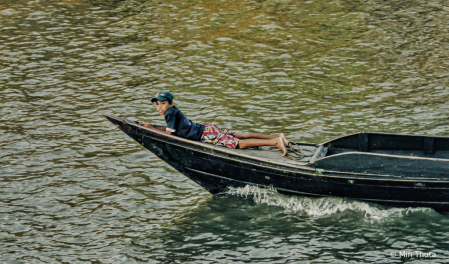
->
[238,138,287,157]
[234,133,276,139]
[234,133,289,145]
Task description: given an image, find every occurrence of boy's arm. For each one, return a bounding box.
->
[152,124,167,132]
[139,121,167,131]
[165,113,177,135]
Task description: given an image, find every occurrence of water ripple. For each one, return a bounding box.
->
[1,0,449,262]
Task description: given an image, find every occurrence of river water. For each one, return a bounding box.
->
[1,0,449,262]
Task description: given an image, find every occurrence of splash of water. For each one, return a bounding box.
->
[226,185,433,220]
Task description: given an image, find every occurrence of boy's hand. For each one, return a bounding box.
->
[139,121,153,129]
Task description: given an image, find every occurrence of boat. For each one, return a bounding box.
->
[104,114,449,210]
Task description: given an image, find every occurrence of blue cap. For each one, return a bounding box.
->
[151,90,174,103]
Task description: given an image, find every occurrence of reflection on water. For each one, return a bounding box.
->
[1,0,449,262]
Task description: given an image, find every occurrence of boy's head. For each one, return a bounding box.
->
[151,90,173,104]
[152,90,174,115]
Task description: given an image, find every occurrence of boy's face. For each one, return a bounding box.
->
[155,100,173,115]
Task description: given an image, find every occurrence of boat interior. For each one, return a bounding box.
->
[322,132,449,160]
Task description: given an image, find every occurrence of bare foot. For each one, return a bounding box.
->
[278,133,289,146]
[274,137,288,157]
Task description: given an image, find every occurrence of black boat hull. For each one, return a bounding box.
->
[105,115,449,210]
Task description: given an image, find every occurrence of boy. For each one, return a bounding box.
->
[139,90,288,156]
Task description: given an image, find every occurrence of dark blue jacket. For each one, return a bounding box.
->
[165,106,205,140]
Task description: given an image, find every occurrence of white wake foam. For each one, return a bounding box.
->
[226,185,433,220]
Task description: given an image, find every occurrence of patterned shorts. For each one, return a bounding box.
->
[201,123,239,149]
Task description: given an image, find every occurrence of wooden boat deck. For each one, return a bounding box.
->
[224,144,318,166]
[149,121,318,167]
